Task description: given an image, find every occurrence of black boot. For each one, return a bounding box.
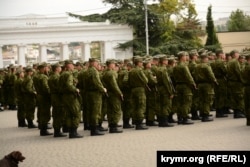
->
[18,119,27,127]
[69,128,83,139]
[201,115,214,122]
[98,123,108,131]
[146,120,158,126]
[182,117,194,125]
[62,125,69,133]
[40,125,53,136]
[28,120,38,129]
[168,114,177,123]
[54,128,67,137]
[247,118,250,126]
[177,116,183,124]
[158,117,174,127]
[84,123,90,130]
[91,126,105,136]
[109,124,123,133]
[135,120,148,130]
[123,118,135,129]
[191,110,201,120]
[216,109,228,118]
[234,110,246,118]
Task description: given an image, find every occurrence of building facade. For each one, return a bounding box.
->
[0,14,133,67]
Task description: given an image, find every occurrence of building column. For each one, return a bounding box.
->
[82,42,91,62]
[104,41,113,62]
[39,43,47,63]
[0,45,3,68]
[18,44,26,67]
[60,43,69,61]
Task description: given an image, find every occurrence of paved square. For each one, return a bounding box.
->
[0,110,249,167]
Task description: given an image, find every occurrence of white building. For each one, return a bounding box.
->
[0,14,133,67]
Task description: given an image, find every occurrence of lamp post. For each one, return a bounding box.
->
[144,0,149,55]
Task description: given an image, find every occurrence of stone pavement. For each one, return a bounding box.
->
[0,110,249,167]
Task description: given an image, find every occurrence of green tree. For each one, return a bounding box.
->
[205,5,220,51]
[227,9,250,31]
[69,0,203,55]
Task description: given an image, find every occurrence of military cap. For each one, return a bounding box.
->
[230,49,239,56]
[52,62,62,68]
[64,60,74,65]
[176,51,187,59]
[25,67,33,73]
[38,62,48,69]
[106,59,117,66]
[200,52,208,59]
[159,54,168,60]
[215,49,224,56]
[89,58,100,63]
[124,59,131,64]
[75,61,83,67]
[15,69,23,75]
[152,55,160,60]
[133,56,143,63]
[198,48,206,55]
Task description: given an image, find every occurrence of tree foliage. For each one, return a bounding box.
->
[68,0,204,55]
[205,5,220,49]
[227,9,250,31]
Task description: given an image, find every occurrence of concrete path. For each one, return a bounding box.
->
[0,110,249,167]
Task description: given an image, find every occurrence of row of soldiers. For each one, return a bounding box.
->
[1,48,249,139]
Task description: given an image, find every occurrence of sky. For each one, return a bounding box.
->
[0,0,249,21]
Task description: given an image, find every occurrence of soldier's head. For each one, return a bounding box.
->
[16,69,24,78]
[89,58,100,69]
[152,55,160,66]
[177,51,188,62]
[143,59,152,69]
[25,67,33,76]
[106,59,116,70]
[159,55,168,65]
[38,62,49,74]
[225,53,232,62]
[245,53,250,63]
[64,60,74,71]
[74,61,83,71]
[200,53,209,63]
[238,54,246,63]
[189,50,198,61]
[133,56,143,67]
[230,50,240,59]
[51,63,62,73]
[215,49,225,59]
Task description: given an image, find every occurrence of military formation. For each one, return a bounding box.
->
[0,48,249,139]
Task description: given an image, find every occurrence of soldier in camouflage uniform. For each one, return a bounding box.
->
[118,62,134,129]
[227,50,246,118]
[77,63,90,130]
[86,58,107,136]
[14,69,26,127]
[48,63,67,137]
[102,59,123,133]
[194,53,218,122]
[7,65,17,110]
[210,49,228,118]
[143,59,158,126]
[242,53,250,126]
[22,67,37,128]
[128,57,148,130]
[59,60,83,138]
[155,55,174,127]
[33,62,52,136]
[173,51,196,125]
[188,50,200,120]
